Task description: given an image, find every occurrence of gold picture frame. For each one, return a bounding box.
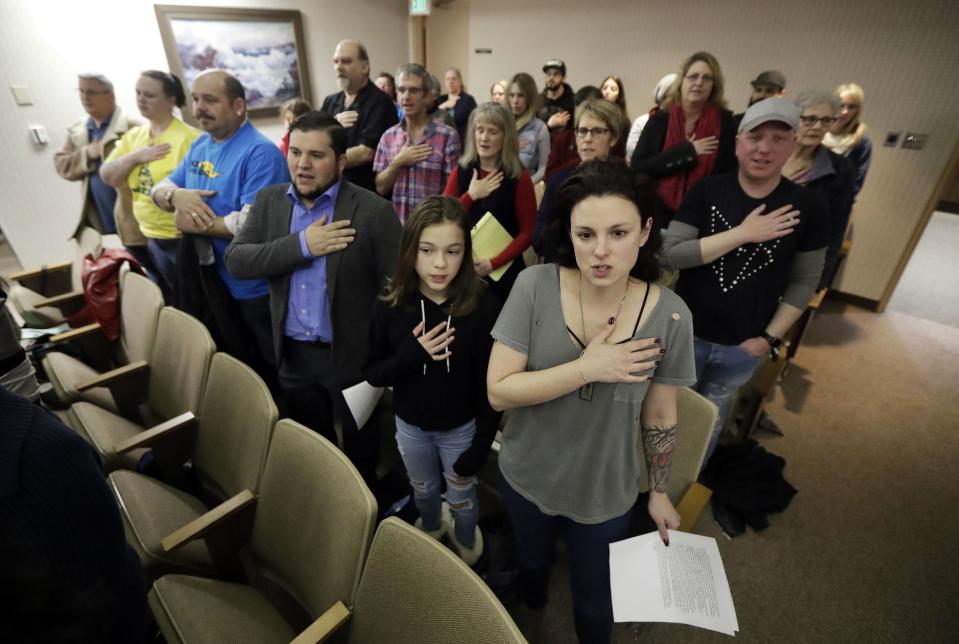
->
[154,4,312,121]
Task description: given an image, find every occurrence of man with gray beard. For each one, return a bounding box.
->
[320,39,398,191]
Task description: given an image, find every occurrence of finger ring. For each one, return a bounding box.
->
[191,212,198,219]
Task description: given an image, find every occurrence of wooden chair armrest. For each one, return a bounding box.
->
[809,288,828,310]
[160,489,258,553]
[290,601,351,644]
[677,482,713,533]
[77,360,148,392]
[114,411,196,454]
[9,260,72,282]
[49,323,102,344]
[34,290,85,309]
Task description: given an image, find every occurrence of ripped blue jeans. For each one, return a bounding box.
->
[395,416,478,548]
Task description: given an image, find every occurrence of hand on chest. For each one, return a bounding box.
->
[707,204,787,294]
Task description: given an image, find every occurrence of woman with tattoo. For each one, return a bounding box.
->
[487,160,696,644]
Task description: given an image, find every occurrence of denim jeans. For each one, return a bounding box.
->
[147,237,180,303]
[693,337,763,466]
[498,469,635,644]
[395,416,478,548]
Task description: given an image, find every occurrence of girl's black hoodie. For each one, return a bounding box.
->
[363,289,502,476]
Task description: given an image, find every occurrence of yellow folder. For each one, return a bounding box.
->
[471,212,514,282]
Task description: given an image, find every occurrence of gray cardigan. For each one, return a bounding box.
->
[225,181,401,387]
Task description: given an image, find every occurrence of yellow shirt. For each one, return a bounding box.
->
[107,118,200,239]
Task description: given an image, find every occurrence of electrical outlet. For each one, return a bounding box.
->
[902,133,928,150]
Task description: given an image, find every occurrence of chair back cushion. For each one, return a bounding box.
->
[148,307,215,419]
[667,386,719,504]
[349,517,526,644]
[250,419,376,618]
[72,226,102,292]
[119,271,163,364]
[194,353,278,500]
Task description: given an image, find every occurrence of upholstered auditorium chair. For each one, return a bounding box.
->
[298,516,527,644]
[43,270,163,412]
[67,306,215,472]
[108,352,278,583]
[7,226,101,327]
[669,386,719,532]
[148,419,378,643]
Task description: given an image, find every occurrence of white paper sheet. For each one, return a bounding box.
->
[342,380,383,428]
[610,530,739,636]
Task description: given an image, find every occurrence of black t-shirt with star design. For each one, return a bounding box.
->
[673,172,829,345]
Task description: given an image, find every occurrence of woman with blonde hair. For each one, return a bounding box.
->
[490,79,509,104]
[824,83,872,197]
[507,72,550,184]
[631,52,737,226]
[438,67,477,143]
[444,102,536,300]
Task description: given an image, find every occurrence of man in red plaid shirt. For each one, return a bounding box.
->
[374,63,460,222]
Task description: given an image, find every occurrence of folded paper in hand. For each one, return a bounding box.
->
[471,212,513,282]
[609,530,739,636]
[342,381,383,429]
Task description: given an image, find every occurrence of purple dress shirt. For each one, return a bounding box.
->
[284,181,341,343]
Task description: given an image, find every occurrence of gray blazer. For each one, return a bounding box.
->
[225,181,401,387]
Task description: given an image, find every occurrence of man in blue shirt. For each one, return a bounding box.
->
[225,112,400,482]
[151,70,288,381]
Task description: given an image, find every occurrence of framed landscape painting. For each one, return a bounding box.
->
[155,5,312,120]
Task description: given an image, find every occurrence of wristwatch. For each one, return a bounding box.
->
[163,186,178,209]
[761,332,783,360]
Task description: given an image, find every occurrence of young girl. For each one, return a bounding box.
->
[443,101,537,302]
[487,160,696,643]
[363,195,501,566]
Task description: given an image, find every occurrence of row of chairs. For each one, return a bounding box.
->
[7,226,102,328]
[35,269,524,643]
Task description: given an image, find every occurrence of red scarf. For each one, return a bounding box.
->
[657,103,721,211]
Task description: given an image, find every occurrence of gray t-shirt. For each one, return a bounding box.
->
[492,264,696,523]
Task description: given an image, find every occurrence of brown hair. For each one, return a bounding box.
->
[663,51,727,109]
[383,196,486,316]
[600,75,629,122]
[508,72,540,130]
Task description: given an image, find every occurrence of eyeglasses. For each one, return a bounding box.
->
[799,115,837,126]
[397,86,426,96]
[575,127,610,138]
[684,73,714,83]
[77,88,111,97]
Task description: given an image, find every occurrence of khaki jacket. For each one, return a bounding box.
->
[53,106,144,244]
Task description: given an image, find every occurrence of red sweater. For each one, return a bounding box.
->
[443,166,537,270]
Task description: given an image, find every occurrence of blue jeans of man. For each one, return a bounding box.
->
[395,416,478,548]
[498,469,635,644]
[693,337,763,467]
[147,237,180,303]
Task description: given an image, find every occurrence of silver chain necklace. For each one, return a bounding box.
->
[579,271,630,345]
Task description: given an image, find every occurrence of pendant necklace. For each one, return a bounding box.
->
[577,273,629,401]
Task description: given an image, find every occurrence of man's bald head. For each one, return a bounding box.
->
[333,40,370,94]
[191,69,246,141]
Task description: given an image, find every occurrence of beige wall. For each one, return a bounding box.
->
[460,0,959,302]
[0,0,408,267]
[426,0,472,91]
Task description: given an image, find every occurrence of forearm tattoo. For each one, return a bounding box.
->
[642,423,677,494]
